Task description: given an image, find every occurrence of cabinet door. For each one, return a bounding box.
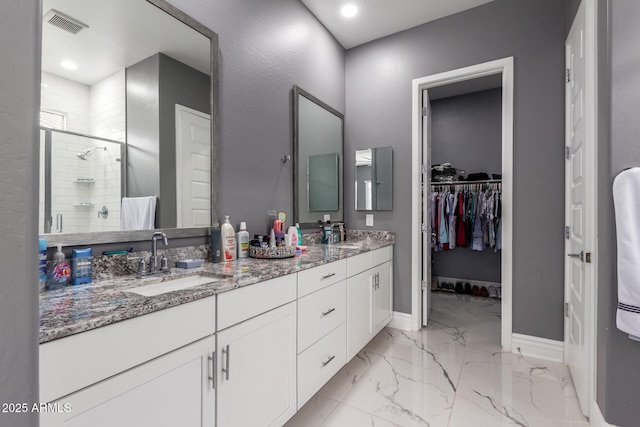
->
[373,261,393,334]
[346,269,374,360]
[216,301,297,427]
[41,335,216,427]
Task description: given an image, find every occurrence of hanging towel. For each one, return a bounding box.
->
[121,196,157,230]
[613,167,640,341]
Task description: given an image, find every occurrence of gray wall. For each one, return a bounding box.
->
[597,1,640,425]
[169,0,345,235]
[345,0,568,341]
[127,53,210,228]
[431,88,502,283]
[0,0,40,426]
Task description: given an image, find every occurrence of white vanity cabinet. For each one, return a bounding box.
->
[346,246,393,360]
[39,296,217,427]
[215,274,297,427]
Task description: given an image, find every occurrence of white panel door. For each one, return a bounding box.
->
[216,302,297,427]
[176,104,211,227]
[422,89,432,326]
[565,2,590,416]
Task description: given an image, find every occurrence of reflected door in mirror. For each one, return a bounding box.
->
[355,147,393,211]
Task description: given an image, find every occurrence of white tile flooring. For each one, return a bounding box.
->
[286,292,589,427]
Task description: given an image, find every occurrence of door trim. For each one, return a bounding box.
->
[564,0,598,417]
[411,57,514,352]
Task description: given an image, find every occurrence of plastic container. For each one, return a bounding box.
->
[221,216,236,261]
[237,222,250,258]
[296,223,303,246]
[210,226,222,263]
[71,248,92,285]
[176,259,205,269]
[39,238,47,291]
[47,245,70,290]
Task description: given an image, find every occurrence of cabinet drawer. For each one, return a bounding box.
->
[298,259,346,297]
[298,280,346,353]
[217,273,296,330]
[40,296,216,403]
[373,245,393,266]
[346,251,374,277]
[297,323,346,409]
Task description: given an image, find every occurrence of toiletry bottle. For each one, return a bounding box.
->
[296,222,303,246]
[210,226,222,263]
[237,222,250,258]
[323,221,332,244]
[72,248,92,285]
[287,225,298,248]
[47,245,71,290]
[221,216,236,261]
[269,229,276,248]
[38,238,47,291]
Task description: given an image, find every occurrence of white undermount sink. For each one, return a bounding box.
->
[127,274,225,297]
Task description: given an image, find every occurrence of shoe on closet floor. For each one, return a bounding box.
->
[472,285,480,296]
[480,286,489,297]
[455,282,464,293]
[488,286,498,298]
[464,282,472,294]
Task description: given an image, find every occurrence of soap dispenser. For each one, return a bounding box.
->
[47,245,71,290]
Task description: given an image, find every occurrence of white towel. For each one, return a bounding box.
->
[613,167,640,341]
[120,196,157,230]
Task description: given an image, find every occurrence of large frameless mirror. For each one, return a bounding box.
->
[293,86,344,226]
[39,0,218,245]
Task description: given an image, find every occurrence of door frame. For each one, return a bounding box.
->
[411,57,514,351]
[564,0,598,417]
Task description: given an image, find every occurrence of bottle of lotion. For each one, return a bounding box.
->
[237,222,250,258]
[221,216,236,261]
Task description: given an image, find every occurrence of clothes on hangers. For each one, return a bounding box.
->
[430,183,502,252]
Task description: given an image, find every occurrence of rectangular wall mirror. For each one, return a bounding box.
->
[293,86,344,226]
[355,146,393,211]
[39,0,218,244]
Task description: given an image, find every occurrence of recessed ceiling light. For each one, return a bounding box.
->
[341,4,358,18]
[60,60,77,70]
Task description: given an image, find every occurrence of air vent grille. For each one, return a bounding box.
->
[44,10,88,35]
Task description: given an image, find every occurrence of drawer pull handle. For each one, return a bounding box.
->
[322,355,336,367]
[321,307,336,317]
[321,272,336,280]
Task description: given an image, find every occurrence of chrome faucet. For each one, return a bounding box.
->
[149,231,169,274]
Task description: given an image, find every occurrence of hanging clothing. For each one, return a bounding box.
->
[429,183,502,253]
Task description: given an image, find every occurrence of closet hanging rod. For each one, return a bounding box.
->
[431,179,502,187]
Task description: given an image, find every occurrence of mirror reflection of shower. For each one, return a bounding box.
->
[77,146,107,160]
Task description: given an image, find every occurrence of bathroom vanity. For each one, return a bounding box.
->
[39,236,394,427]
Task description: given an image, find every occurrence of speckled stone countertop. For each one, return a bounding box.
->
[40,233,394,344]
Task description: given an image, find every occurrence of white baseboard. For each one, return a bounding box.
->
[590,401,617,427]
[388,311,412,331]
[433,276,501,289]
[511,333,564,363]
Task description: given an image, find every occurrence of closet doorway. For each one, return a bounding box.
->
[411,57,514,350]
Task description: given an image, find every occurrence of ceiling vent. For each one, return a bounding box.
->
[44,9,89,35]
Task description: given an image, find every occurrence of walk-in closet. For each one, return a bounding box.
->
[427,76,503,346]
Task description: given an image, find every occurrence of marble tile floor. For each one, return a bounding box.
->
[285,292,589,427]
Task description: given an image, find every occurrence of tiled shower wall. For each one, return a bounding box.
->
[39,72,124,235]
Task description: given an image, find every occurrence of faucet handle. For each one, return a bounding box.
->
[135,258,146,278]
[160,254,169,271]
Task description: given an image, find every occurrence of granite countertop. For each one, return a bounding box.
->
[39,235,394,344]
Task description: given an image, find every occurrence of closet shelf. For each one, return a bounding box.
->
[431,179,501,186]
[74,178,95,183]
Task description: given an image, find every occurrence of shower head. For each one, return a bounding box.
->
[77,146,107,160]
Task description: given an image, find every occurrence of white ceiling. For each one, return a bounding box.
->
[42,0,210,86]
[300,0,496,49]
